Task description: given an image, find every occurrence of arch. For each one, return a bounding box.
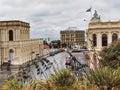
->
[112,33,118,42]
[9,30,13,41]
[9,49,14,60]
[92,34,97,46]
[102,34,107,46]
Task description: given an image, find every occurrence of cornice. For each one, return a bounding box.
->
[88,27,120,30]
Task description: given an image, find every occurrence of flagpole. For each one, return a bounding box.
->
[90,7,92,19]
[89,6,92,20]
[86,6,92,20]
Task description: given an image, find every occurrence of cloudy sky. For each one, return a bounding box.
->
[0,0,120,40]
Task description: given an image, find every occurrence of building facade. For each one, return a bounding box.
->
[60,27,85,47]
[87,10,120,51]
[0,20,44,65]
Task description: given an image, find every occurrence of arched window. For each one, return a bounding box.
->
[92,34,97,46]
[102,34,107,46]
[112,33,118,42]
[9,30,13,41]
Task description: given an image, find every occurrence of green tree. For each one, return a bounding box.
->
[99,39,120,69]
[86,67,120,90]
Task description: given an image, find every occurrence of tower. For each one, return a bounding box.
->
[0,20,43,65]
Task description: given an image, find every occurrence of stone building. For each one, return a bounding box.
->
[86,10,120,51]
[60,27,85,47]
[0,20,44,65]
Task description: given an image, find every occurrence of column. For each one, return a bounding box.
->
[18,30,20,41]
[13,29,15,41]
[3,48,5,62]
[1,30,3,41]
[3,30,5,41]
[15,29,17,41]
[119,32,120,39]
[5,30,7,41]
[5,48,8,61]
[108,32,112,46]
[6,30,8,41]
[97,33,102,49]
[87,33,92,50]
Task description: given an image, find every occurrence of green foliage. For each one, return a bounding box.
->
[32,80,55,90]
[99,39,120,69]
[49,69,76,89]
[86,67,120,90]
[2,78,30,90]
[31,69,84,90]
[2,78,22,90]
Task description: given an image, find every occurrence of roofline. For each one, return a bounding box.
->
[0,20,29,24]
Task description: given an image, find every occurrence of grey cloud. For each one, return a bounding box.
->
[0,0,120,39]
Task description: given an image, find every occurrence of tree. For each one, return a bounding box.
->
[86,67,120,90]
[99,39,120,69]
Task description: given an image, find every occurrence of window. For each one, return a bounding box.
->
[112,33,118,42]
[92,34,97,46]
[9,30,13,41]
[102,34,107,46]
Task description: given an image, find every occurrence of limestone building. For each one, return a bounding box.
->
[87,10,120,51]
[0,20,44,65]
[60,27,85,47]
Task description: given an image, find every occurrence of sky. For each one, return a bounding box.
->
[0,0,120,40]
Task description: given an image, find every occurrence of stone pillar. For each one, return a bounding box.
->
[87,33,92,50]
[5,48,8,61]
[1,48,4,64]
[108,32,112,46]
[18,30,20,41]
[90,34,93,47]
[0,30,1,41]
[1,30,3,41]
[97,33,102,49]
[13,29,15,41]
[118,32,120,39]
[15,29,17,41]
[6,30,8,41]
[3,48,5,62]
[2,30,5,41]
[5,30,7,41]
